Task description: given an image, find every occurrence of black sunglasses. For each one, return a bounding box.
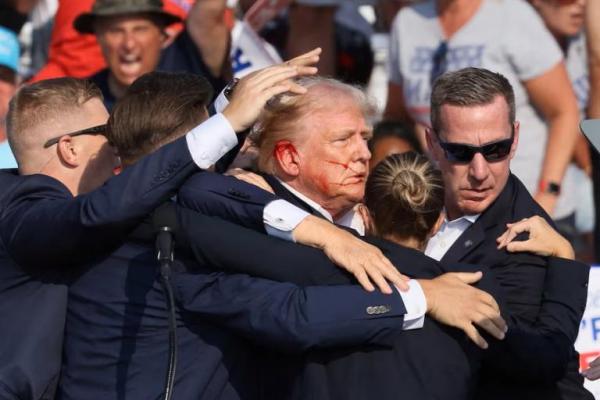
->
[43,124,107,149]
[436,128,515,164]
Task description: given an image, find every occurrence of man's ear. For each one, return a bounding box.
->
[273,140,300,176]
[56,136,80,168]
[510,121,520,160]
[425,128,439,161]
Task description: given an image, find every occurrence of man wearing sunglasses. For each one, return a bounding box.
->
[425,67,591,400]
[0,56,324,399]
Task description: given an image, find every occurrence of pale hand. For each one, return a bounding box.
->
[496,215,574,259]
[418,272,507,349]
[293,215,410,294]
[222,48,321,132]
[226,168,274,193]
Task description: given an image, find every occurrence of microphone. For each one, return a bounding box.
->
[153,203,178,400]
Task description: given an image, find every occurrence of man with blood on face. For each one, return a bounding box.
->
[256,77,374,228]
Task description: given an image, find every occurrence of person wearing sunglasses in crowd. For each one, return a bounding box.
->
[384,0,581,243]
[422,67,591,400]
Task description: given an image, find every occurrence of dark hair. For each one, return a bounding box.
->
[365,152,444,244]
[430,67,515,133]
[369,120,422,154]
[108,71,213,165]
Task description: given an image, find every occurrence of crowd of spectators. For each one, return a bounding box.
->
[2,0,600,398]
[1,0,599,260]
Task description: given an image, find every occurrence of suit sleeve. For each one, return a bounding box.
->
[176,206,356,286]
[0,138,197,268]
[173,268,407,353]
[480,254,588,383]
[178,171,276,233]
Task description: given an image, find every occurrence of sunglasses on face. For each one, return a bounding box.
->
[436,128,515,164]
[43,124,107,149]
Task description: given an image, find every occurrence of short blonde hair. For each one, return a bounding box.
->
[7,78,102,163]
[251,76,376,173]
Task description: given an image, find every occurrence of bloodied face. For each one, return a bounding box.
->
[287,99,372,218]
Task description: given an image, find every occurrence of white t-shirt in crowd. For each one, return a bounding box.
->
[388,0,576,219]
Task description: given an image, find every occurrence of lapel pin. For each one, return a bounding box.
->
[464,240,473,248]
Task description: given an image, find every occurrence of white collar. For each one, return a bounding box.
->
[277,179,365,235]
[278,179,334,222]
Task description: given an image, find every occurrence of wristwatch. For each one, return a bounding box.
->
[538,180,561,196]
[224,78,240,101]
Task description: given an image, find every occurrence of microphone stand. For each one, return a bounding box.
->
[156,226,177,400]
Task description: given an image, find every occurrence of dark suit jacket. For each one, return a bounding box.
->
[439,174,591,400]
[177,172,498,400]
[58,215,409,400]
[0,137,198,400]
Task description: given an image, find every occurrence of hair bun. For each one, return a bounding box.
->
[391,168,428,210]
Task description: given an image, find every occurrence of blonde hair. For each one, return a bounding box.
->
[365,152,444,243]
[7,78,102,164]
[251,76,376,173]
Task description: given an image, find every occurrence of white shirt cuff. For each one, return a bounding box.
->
[263,199,311,242]
[213,91,230,114]
[185,113,238,169]
[395,279,427,330]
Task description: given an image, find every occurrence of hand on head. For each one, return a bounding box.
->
[222,48,321,132]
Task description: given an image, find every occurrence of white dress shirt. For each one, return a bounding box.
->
[425,214,480,261]
[263,181,426,330]
[201,92,426,329]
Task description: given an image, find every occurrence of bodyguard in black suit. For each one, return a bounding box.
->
[0,78,206,400]
[438,174,590,399]
[424,68,591,399]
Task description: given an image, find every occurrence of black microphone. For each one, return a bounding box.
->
[156,226,174,279]
[153,203,179,400]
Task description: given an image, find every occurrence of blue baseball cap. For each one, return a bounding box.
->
[0,25,19,72]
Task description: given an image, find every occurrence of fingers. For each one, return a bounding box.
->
[353,268,375,293]
[362,263,393,294]
[472,310,506,340]
[449,271,483,285]
[582,365,600,380]
[505,239,537,254]
[286,47,322,67]
[249,66,301,91]
[462,323,489,349]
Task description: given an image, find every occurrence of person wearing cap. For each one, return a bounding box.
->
[0,24,20,169]
[74,0,229,110]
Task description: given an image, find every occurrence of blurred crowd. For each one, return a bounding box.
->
[3,1,600,399]
[1,0,599,262]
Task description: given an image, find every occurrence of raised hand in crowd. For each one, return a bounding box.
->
[418,272,507,349]
[496,216,575,260]
[222,48,321,132]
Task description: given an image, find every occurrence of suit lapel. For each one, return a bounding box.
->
[440,175,518,264]
[440,222,485,265]
[263,174,331,220]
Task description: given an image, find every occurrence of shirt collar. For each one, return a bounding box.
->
[444,212,480,226]
[277,179,365,235]
[278,179,334,222]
